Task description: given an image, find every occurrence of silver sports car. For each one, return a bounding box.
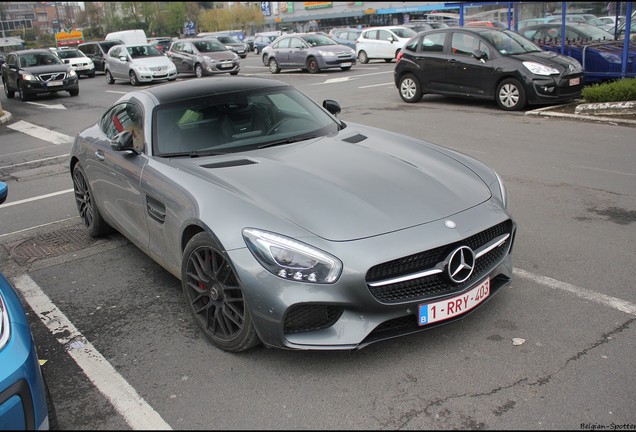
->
[70,77,516,352]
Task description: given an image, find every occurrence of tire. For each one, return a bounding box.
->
[88,71,95,78]
[358,50,369,64]
[18,82,31,101]
[268,58,280,74]
[195,63,204,78]
[182,232,261,352]
[69,89,79,96]
[254,47,260,54]
[384,58,393,63]
[306,57,320,74]
[129,70,139,86]
[340,66,352,71]
[398,74,423,103]
[105,70,115,85]
[72,164,111,237]
[496,77,527,111]
[3,79,14,98]
[229,70,239,76]
[261,54,268,66]
[43,376,59,430]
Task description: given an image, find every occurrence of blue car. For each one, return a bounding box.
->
[0,181,57,430]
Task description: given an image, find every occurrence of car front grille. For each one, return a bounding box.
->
[39,72,66,81]
[366,220,514,304]
[283,304,343,334]
[149,66,167,71]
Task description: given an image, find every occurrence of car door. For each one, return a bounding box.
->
[167,41,186,72]
[377,30,397,58]
[447,32,497,96]
[409,32,451,93]
[107,46,125,79]
[271,37,291,66]
[87,101,149,249]
[2,53,19,91]
[287,37,308,68]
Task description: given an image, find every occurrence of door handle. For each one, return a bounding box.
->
[95,150,105,161]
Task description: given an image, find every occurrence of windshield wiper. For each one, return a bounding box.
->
[258,135,320,149]
[158,150,226,158]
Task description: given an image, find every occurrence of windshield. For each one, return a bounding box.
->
[57,49,84,59]
[574,24,615,40]
[127,45,163,58]
[217,36,240,44]
[301,34,337,46]
[19,52,62,67]
[153,86,341,157]
[391,27,418,38]
[483,29,543,54]
[194,39,227,52]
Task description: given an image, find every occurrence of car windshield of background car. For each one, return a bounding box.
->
[193,39,227,52]
[127,45,163,58]
[574,24,615,40]
[57,49,84,59]
[302,35,338,46]
[391,27,417,38]
[153,87,341,157]
[483,30,543,55]
[217,36,241,44]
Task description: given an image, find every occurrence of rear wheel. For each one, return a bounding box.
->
[72,164,111,237]
[3,79,14,98]
[358,50,369,64]
[306,57,320,74]
[182,232,261,352]
[496,78,527,111]
[195,63,204,78]
[268,58,280,74]
[398,74,423,103]
[105,70,115,84]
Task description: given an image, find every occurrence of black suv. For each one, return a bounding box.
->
[1,49,79,101]
[77,40,124,72]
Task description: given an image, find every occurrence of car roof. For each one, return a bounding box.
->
[10,49,54,55]
[138,77,291,105]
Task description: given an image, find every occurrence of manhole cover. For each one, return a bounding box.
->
[10,229,97,263]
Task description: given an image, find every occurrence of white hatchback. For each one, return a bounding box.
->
[355,26,417,63]
[104,44,177,86]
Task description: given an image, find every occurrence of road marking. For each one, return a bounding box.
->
[26,101,67,110]
[13,275,173,430]
[1,189,73,208]
[0,216,79,239]
[514,268,636,316]
[7,120,74,145]
[106,91,129,94]
[359,82,393,89]
[0,154,70,170]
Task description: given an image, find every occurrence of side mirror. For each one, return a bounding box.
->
[63,59,70,64]
[323,99,341,116]
[387,36,395,43]
[472,49,488,62]
[0,181,7,205]
[119,55,128,62]
[110,131,138,153]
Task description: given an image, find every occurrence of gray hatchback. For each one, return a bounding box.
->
[166,38,240,77]
[266,33,356,74]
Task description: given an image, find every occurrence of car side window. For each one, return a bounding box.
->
[451,33,479,56]
[420,33,446,52]
[378,30,391,41]
[101,103,145,153]
[290,38,304,49]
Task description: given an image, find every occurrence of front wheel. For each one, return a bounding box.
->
[129,71,139,86]
[18,82,31,101]
[72,164,111,237]
[105,70,115,85]
[182,232,261,352]
[306,57,320,74]
[358,50,369,64]
[268,58,280,74]
[399,74,423,103]
[496,78,527,111]
[195,63,204,78]
[69,89,79,96]
[3,80,14,98]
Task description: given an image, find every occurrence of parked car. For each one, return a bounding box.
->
[104,43,177,86]
[244,36,255,51]
[597,15,626,33]
[0,53,5,68]
[166,38,240,77]
[517,16,561,30]
[329,28,363,49]
[521,23,636,84]
[54,47,95,78]
[394,27,584,111]
[148,37,172,54]
[252,34,279,54]
[78,40,124,73]
[212,35,248,58]
[69,77,515,352]
[265,33,356,74]
[0,181,57,430]
[355,26,417,63]
[1,49,79,101]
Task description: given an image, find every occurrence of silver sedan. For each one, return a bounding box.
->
[69,77,516,352]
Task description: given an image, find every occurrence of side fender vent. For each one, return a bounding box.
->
[146,195,166,224]
[201,159,257,169]
[342,134,367,143]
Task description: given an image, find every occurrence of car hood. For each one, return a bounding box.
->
[197,51,237,61]
[67,57,93,65]
[178,126,492,241]
[21,65,70,74]
[132,57,175,68]
[511,50,582,70]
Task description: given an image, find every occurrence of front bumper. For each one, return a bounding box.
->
[230,199,516,350]
[136,69,178,82]
[21,77,79,95]
[205,62,240,75]
[525,73,584,105]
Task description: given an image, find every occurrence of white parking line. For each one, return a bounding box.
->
[359,82,393,89]
[0,216,79,239]
[1,189,74,208]
[7,120,74,145]
[13,274,173,430]
[513,268,636,315]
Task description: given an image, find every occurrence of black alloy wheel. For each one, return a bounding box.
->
[18,82,31,101]
[129,71,139,86]
[72,164,111,237]
[182,232,260,352]
[105,70,115,84]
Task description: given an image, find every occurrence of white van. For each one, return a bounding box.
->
[105,29,148,46]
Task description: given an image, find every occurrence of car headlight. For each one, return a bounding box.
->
[22,73,37,81]
[0,293,10,350]
[134,64,149,72]
[523,61,559,75]
[203,56,216,63]
[243,228,343,284]
[489,170,508,209]
[318,50,334,57]
[68,69,77,77]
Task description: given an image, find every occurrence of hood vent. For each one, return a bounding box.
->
[342,134,367,144]
[201,159,257,169]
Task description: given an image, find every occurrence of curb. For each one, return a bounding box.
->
[0,110,12,125]
[526,103,636,126]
